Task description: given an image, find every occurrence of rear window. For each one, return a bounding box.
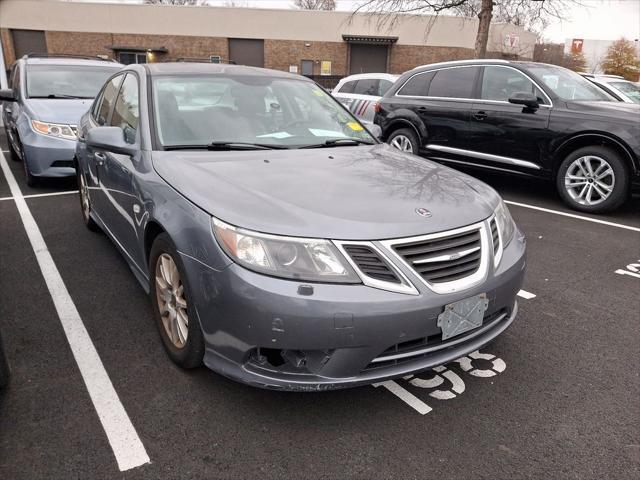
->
[337,80,357,94]
[427,67,479,99]
[353,78,379,96]
[397,72,433,96]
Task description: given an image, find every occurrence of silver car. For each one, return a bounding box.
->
[332,73,399,124]
[0,54,122,186]
[75,63,526,391]
[581,73,640,104]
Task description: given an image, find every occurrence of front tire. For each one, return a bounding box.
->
[556,146,628,213]
[23,154,38,187]
[149,233,204,369]
[387,128,420,155]
[76,168,100,231]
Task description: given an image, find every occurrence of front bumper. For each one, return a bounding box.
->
[182,228,526,391]
[21,128,76,177]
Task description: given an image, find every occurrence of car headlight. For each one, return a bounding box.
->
[212,218,360,283]
[494,200,515,246]
[31,120,77,140]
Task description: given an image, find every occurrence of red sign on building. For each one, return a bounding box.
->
[571,39,584,53]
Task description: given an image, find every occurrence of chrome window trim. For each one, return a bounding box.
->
[379,220,491,295]
[425,145,541,170]
[395,64,553,107]
[333,240,419,296]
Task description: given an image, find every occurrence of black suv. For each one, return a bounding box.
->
[375,60,640,213]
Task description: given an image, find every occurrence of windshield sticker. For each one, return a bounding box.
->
[347,122,364,131]
[257,132,293,139]
[308,129,348,137]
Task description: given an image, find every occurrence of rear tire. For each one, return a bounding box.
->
[149,233,204,369]
[556,146,628,213]
[387,128,420,155]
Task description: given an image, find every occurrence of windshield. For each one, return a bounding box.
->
[528,65,612,101]
[26,65,120,99]
[152,75,374,149]
[609,81,640,103]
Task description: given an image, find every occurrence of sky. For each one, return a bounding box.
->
[63,0,640,43]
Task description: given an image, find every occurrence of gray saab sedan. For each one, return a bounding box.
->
[75,63,526,390]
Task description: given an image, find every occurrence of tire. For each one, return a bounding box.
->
[0,330,10,389]
[149,233,204,369]
[76,168,100,232]
[8,134,21,162]
[387,127,420,155]
[556,145,629,213]
[23,153,38,188]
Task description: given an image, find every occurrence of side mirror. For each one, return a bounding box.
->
[508,92,539,110]
[367,123,383,140]
[86,126,137,156]
[0,89,16,102]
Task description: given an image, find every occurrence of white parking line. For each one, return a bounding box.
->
[0,152,150,472]
[504,200,640,233]
[517,290,536,300]
[0,190,78,202]
[373,380,433,415]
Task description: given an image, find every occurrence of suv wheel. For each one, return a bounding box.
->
[388,128,419,154]
[8,134,22,162]
[23,155,38,187]
[149,233,204,369]
[556,146,628,213]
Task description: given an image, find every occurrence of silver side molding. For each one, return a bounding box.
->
[426,145,541,170]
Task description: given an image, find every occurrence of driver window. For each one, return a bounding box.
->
[110,74,139,144]
[96,75,123,126]
[481,66,546,104]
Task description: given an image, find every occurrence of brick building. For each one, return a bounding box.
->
[0,0,535,84]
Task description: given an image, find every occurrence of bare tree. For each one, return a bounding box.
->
[353,0,576,59]
[601,38,640,80]
[294,0,336,9]
[144,0,207,5]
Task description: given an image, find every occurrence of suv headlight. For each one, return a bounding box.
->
[31,120,77,140]
[212,218,360,283]
[494,200,515,246]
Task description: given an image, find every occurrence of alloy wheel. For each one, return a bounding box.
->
[155,253,189,349]
[564,155,615,206]
[390,135,413,152]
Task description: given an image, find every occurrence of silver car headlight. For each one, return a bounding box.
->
[494,200,515,246]
[31,120,77,140]
[212,218,360,283]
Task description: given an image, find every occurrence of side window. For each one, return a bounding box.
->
[353,78,379,96]
[12,65,21,96]
[428,67,479,99]
[96,75,123,126]
[110,74,139,144]
[481,66,546,103]
[338,80,356,94]
[397,72,433,96]
[378,79,394,96]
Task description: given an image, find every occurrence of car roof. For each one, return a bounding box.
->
[409,59,560,72]
[337,73,399,82]
[144,62,310,81]
[21,56,122,68]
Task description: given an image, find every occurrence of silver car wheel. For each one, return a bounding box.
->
[155,253,189,349]
[79,173,91,221]
[390,135,413,152]
[564,155,615,206]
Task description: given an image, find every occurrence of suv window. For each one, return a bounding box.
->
[95,75,123,126]
[428,67,479,98]
[397,72,434,96]
[110,74,139,144]
[11,65,21,96]
[338,80,356,94]
[481,66,546,104]
[353,78,379,96]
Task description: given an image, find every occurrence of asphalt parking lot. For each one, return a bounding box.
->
[0,127,638,480]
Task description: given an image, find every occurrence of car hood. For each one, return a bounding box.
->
[564,100,640,117]
[152,144,500,240]
[26,99,93,125]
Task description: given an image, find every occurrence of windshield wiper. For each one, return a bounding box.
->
[299,138,375,149]
[163,142,288,151]
[30,94,92,99]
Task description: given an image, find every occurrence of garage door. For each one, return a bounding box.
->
[228,39,264,68]
[349,44,388,74]
[11,29,47,58]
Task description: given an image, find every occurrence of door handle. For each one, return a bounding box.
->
[473,111,488,121]
[95,152,106,166]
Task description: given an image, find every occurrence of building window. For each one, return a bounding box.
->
[118,52,147,65]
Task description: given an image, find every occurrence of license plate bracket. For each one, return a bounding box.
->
[437,293,489,340]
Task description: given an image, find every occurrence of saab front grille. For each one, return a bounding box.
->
[393,228,482,284]
[343,245,401,284]
[490,218,499,254]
